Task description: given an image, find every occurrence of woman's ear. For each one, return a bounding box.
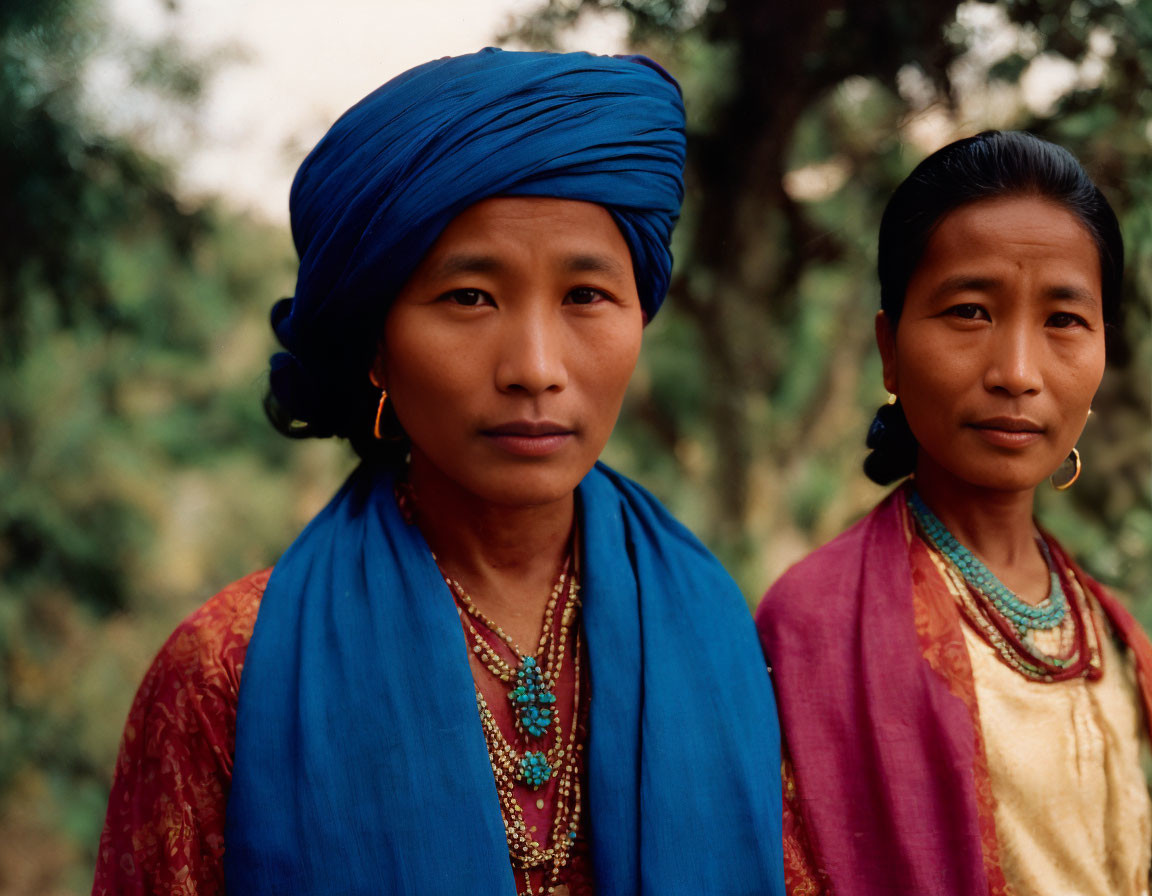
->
[875,311,898,395]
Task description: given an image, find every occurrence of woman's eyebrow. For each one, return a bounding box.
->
[432,253,502,276]
[931,274,999,298]
[564,253,629,277]
[930,275,1098,304]
[1045,284,1097,303]
[430,252,630,279]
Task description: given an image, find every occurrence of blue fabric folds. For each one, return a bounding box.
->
[270,48,686,434]
[225,463,784,894]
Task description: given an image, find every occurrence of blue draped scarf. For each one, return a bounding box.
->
[225,463,784,893]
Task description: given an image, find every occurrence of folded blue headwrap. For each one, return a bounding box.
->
[269,48,686,437]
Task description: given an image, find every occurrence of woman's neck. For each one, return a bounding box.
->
[405,455,576,650]
[913,461,1051,605]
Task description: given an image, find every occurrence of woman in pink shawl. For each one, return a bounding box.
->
[757,131,1152,896]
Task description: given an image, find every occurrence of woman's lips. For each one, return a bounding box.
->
[968,417,1044,448]
[481,421,575,457]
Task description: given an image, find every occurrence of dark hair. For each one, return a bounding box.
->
[263,317,408,468]
[865,130,1125,485]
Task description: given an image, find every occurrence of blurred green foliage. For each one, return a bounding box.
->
[0,1,347,890]
[0,0,1149,891]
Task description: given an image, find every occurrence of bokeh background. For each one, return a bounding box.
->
[2,0,1150,891]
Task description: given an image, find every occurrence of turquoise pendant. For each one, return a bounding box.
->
[519,750,553,788]
[509,655,557,737]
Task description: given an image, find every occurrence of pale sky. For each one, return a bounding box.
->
[100,0,628,220]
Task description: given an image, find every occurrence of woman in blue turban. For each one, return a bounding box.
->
[94,48,783,896]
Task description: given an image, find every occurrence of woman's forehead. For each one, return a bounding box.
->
[425,198,630,258]
[917,197,1102,284]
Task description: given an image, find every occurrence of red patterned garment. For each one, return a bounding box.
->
[93,570,267,896]
[780,753,825,895]
[93,569,594,895]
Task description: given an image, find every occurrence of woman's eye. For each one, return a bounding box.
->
[946,303,988,321]
[566,287,608,305]
[1047,311,1087,329]
[442,289,492,307]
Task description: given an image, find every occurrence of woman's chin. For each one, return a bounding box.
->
[471,467,591,509]
[410,452,595,511]
[917,458,1053,497]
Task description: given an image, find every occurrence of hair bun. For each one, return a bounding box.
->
[265,350,341,439]
[863,400,918,485]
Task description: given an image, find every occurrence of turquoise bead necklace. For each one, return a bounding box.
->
[445,557,577,785]
[405,475,584,896]
[471,638,582,892]
[908,490,1067,635]
[444,558,583,896]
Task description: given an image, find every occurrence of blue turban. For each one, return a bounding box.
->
[269,48,686,437]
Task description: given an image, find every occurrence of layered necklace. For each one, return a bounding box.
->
[442,554,584,896]
[908,490,1102,682]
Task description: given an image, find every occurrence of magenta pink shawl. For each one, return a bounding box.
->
[756,488,989,894]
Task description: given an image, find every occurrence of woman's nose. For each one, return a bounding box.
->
[983,323,1043,396]
[495,309,568,395]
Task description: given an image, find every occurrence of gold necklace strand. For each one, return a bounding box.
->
[476,630,584,892]
[433,539,571,666]
[452,564,580,741]
[472,582,580,778]
[453,575,569,684]
[441,552,584,892]
[476,685,580,868]
[448,556,574,679]
[516,773,582,896]
[459,555,571,658]
[1057,560,1104,670]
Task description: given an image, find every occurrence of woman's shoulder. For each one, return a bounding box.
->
[1053,542,1152,664]
[93,568,270,889]
[109,568,271,782]
[94,569,271,894]
[111,567,271,776]
[756,489,911,637]
[148,568,269,698]
[181,567,269,647]
[766,494,903,596]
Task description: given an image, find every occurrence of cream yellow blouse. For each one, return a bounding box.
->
[963,611,1152,896]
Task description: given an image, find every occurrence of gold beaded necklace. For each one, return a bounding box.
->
[442,556,584,896]
[447,559,576,738]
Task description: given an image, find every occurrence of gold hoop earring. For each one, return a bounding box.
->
[1051,447,1081,491]
[373,389,389,440]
